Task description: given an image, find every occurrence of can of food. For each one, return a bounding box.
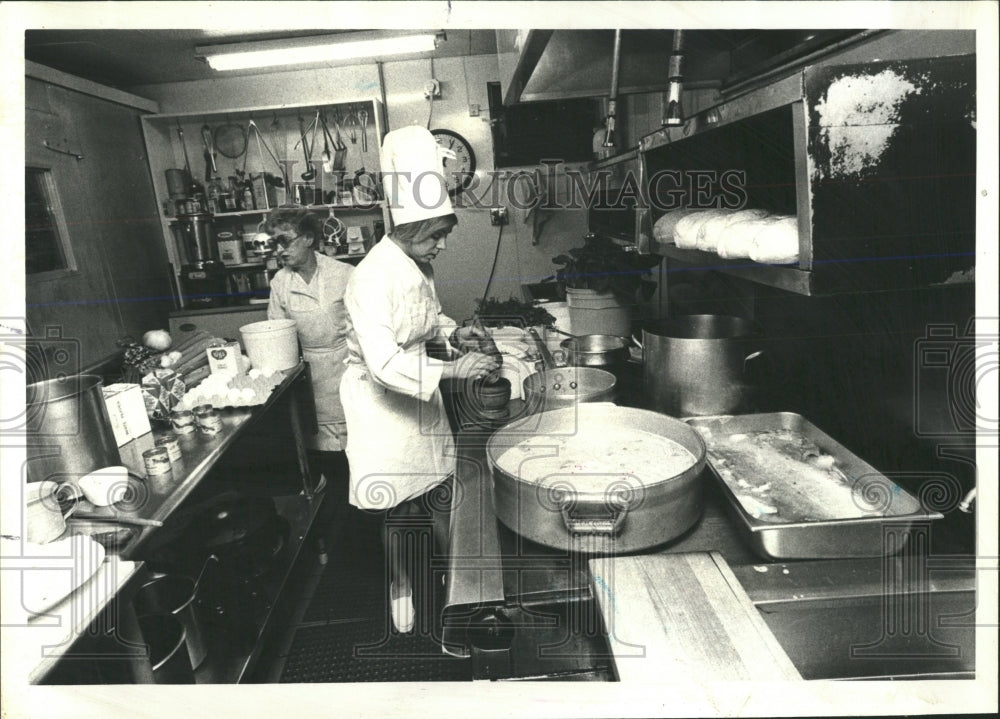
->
[193,404,222,435]
[170,409,196,434]
[142,447,173,477]
[155,434,183,463]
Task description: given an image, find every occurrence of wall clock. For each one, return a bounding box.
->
[431,129,476,196]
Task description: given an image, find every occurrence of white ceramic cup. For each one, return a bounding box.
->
[78,466,130,507]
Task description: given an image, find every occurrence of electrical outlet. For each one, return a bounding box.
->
[423,79,441,99]
[490,207,508,226]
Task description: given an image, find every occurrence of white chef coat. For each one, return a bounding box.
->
[340,237,458,510]
[268,251,353,451]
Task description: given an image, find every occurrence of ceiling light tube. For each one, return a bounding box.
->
[198,33,440,71]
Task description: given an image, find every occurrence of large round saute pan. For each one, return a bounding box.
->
[522,367,617,415]
[487,404,707,553]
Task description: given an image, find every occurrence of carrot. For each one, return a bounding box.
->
[174,336,220,372]
[179,364,211,389]
[173,349,214,377]
[171,329,213,354]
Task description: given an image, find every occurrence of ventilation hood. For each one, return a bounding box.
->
[496,30,874,105]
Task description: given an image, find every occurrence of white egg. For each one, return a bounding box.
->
[248,369,261,379]
[240,387,255,401]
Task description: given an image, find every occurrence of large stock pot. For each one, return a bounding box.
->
[486,404,707,553]
[641,315,763,417]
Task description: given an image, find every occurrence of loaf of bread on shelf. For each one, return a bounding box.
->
[748,216,799,264]
[717,216,780,259]
[696,208,771,253]
[652,209,697,244]
[673,209,729,249]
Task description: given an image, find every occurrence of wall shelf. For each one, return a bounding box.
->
[207,200,385,219]
[654,243,813,295]
[141,98,389,308]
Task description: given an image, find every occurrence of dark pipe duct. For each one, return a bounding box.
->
[602,30,623,148]
[663,30,685,126]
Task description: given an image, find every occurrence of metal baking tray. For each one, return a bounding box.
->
[684,412,942,560]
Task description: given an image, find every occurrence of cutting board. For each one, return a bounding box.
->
[588,551,801,682]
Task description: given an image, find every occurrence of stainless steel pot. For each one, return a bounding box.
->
[559,334,631,367]
[522,367,617,415]
[133,555,217,670]
[641,315,763,417]
[486,404,707,553]
[25,374,122,486]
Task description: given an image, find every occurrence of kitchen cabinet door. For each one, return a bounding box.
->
[25,78,174,376]
[25,99,123,376]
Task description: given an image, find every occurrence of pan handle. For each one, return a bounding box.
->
[559,495,628,536]
[743,350,764,371]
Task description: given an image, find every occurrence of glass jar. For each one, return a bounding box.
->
[193,404,222,435]
[170,409,196,434]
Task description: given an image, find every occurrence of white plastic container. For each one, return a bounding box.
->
[239,319,299,372]
[565,288,631,338]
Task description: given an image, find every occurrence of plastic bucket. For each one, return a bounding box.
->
[565,289,631,338]
[239,319,299,372]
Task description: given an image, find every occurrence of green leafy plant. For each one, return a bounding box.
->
[475,296,556,328]
[553,233,660,302]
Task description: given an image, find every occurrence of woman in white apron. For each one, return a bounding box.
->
[340,126,498,633]
[265,207,353,505]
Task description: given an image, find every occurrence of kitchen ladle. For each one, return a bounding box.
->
[297,114,316,181]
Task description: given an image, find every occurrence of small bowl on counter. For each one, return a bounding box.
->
[78,466,131,507]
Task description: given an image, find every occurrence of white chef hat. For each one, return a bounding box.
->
[380,125,454,226]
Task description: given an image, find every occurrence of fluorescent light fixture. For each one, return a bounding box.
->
[197,32,440,71]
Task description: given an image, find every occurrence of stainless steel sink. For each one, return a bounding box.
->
[734,559,977,680]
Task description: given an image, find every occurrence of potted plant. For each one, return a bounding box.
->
[475,296,556,329]
[552,233,660,336]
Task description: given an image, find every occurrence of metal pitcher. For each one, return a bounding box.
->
[25,374,121,486]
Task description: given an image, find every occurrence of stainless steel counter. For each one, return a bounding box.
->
[442,408,977,681]
[72,363,315,559]
[34,362,325,684]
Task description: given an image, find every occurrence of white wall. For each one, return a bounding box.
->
[131,55,590,321]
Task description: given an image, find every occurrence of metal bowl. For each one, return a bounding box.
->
[560,334,631,367]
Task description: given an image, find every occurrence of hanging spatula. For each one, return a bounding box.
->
[201,124,217,179]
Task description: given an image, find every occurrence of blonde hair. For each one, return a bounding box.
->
[392,214,458,244]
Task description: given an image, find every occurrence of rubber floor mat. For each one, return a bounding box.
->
[303,557,387,623]
[279,620,471,683]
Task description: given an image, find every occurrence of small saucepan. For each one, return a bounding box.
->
[559,334,632,368]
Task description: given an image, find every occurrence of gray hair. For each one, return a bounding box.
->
[263,205,322,249]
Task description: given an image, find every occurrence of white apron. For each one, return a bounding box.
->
[268,253,352,451]
[340,239,457,510]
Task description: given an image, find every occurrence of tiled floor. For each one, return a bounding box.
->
[262,492,472,682]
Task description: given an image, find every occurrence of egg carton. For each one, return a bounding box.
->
[176,370,284,410]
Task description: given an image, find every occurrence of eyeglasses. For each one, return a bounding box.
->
[273,234,305,249]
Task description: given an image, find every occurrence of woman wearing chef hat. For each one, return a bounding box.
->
[340,125,498,633]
